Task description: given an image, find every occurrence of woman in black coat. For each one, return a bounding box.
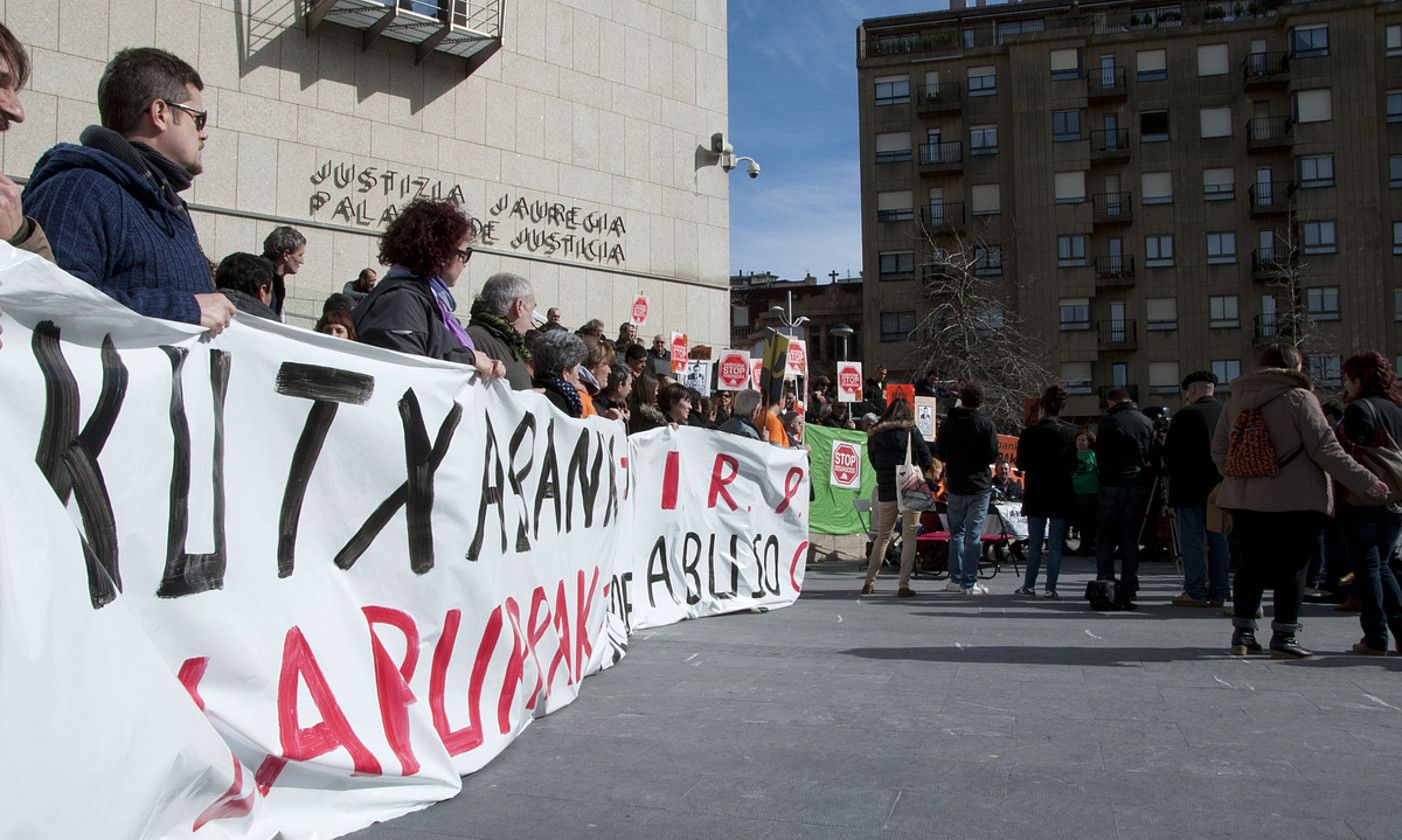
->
[1014,385,1078,598]
[861,398,933,597]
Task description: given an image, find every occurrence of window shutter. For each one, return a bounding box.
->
[1197,44,1228,76]
[1199,107,1232,138]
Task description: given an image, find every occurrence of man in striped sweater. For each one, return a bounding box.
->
[22,47,235,334]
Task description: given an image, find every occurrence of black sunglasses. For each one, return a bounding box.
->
[456,247,474,263]
[162,100,208,131]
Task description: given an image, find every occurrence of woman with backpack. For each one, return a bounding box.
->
[1210,344,1390,659]
[861,398,933,597]
[1336,351,1402,656]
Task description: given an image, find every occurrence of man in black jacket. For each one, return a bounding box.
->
[1164,371,1230,607]
[213,252,278,321]
[934,381,1000,594]
[465,272,536,390]
[1015,385,1078,598]
[1095,387,1155,608]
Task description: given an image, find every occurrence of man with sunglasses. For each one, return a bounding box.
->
[23,47,235,334]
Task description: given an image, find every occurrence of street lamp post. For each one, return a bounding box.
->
[768,290,811,412]
[831,323,854,362]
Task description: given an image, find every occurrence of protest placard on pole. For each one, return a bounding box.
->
[669,332,688,374]
[760,332,790,406]
[716,350,751,391]
[836,362,863,403]
[682,360,712,395]
[629,294,649,326]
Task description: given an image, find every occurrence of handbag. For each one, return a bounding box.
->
[896,429,935,513]
[1205,484,1232,535]
[1341,397,1402,508]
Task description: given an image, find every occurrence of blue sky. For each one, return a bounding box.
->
[727,0,949,282]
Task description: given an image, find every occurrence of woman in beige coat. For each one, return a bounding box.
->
[1210,344,1389,659]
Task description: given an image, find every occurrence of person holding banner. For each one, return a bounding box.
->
[862,398,932,597]
[657,382,693,429]
[353,198,503,381]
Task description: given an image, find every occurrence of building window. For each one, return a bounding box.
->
[1391,157,1402,189]
[1146,235,1174,267]
[880,311,915,342]
[1054,171,1086,204]
[974,246,1003,276]
[1306,287,1340,321]
[1136,49,1167,81]
[968,66,996,96]
[970,124,999,155]
[1292,25,1328,58]
[1206,231,1237,265]
[1394,222,1402,255]
[1294,89,1332,124]
[1059,298,1091,331]
[1141,110,1169,142]
[1053,110,1082,142]
[1146,298,1178,332]
[1061,361,1093,395]
[1308,354,1342,388]
[1395,289,1402,320]
[876,190,914,223]
[874,131,912,164]
[879,251,914,281]
[1302,220,1337,254]
[971,183,1001,216]
[874,75,910,106]
[1200,107,1232,138]
[1297,155,1334,189]
[1057,235,1087,267]
[1209,295,1239,328]
[1389,24,1402,58]
[1197,43,1228,76]
[1142,171,1173,205]
[1203,167,1234,200]
[1050,48,1081,80]
[1212,359,1241,389]
[1149,361,1181,395]
[1389,91,1402,124]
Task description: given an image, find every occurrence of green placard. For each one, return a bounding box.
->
[806,423,877,535]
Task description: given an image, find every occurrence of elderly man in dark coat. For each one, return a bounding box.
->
[1164,370,1230,607]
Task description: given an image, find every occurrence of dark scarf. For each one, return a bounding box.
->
[468,299,532,361]
[79,125,194,227]
[536,375,583,417]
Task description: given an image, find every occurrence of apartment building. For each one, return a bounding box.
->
[857,0,1402,416]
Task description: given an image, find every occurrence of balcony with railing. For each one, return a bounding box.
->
[1254,313,1282,344]
[1086,67,1127,101]
[1092,192,1133,225]
[1243,51,1291,86]
[1248,181,1294,216]
[1090,129,1130,163]
[1246,116,1294,151]
[307,0,505,72]
[1251,246,1297,279]
[918,141,964,173]
[1097,319,1137,352]
[921,201,965,234]
[916,82,962,113]
[1094,255,1135,288]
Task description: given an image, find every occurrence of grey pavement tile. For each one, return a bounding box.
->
[1113,807,1361,840]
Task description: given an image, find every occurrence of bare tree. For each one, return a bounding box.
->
[1257,210,1338,389]
[910,221,1052,433]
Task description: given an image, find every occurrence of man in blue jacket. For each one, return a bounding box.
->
[23,48,235,333]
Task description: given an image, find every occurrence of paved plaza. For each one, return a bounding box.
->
[351,556,1402,840]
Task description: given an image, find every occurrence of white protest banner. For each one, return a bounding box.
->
[785,338,807,380]
[715,350,751,391]
[669,332,688,374]
[681,360,712,396]
[0,246,807,839]
[622,428,809,630]
[829,440,863,489]
[836,361,863,403]
[629,294,649,326]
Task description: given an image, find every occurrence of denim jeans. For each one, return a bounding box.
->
[1337,505,1402,650]
[946,491,991,588]
[1175,505,1230,601]
[1024,515,1067,593]
[1096,484,1148,601]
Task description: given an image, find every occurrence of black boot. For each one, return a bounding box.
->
[1269,621,1314,660]
[1230,619,1263,655]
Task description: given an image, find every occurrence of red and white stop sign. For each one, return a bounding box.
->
[717,351,750,390]
[786,339,807,379]
[830,441,861,488]
[836,362,863,403]
[669,332,688,373]
[630,295,649,326]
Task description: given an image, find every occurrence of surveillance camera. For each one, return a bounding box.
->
[747,161,760,179]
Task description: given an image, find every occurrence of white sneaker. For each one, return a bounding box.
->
[944,581,964,592]
[971,583,990,594]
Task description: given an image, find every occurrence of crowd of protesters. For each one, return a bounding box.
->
[3,36,1400,663]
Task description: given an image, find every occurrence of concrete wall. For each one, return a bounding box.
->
[1,0,731,344]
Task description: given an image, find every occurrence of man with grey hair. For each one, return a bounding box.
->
[1165,370,1230,608]
[719,389,763,440]
[466,271,536,390]
[261,225,306,318]
[530,328,587,418]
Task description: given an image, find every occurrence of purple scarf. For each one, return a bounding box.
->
[427,275,475,351]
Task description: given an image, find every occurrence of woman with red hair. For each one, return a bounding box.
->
[1338,350,1402,655]
[353,198,502,380]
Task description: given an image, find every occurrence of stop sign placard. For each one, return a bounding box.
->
[629,294,649,326]
[716,350,750,391]
[836,361,863,403]
[830,441,862,489]
[785,338,807,379]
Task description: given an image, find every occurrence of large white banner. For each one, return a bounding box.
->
[0,247,807,839]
